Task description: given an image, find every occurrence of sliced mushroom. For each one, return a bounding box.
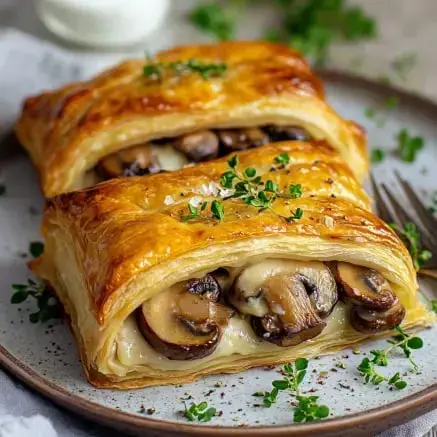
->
[185,273,221,302]
[228,260,337,318]
[174,130,219,162]
[334,263,398,310]
[137,284,233,360]
[218,127,269,151]
[250,273,326,347]
[350,303,406,333]
[265,125,311,142]
[96,144,154,179]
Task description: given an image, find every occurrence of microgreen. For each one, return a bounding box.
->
[357,326,423,389]
[392,53,417,82]
[144,58,227,81]
[390,222,432,271]
[29,241,44,258]
[184,401,216,422]
[254,358,329,422]
[370,148,385,164]
[396,129,425,163]
[11,279,62,323]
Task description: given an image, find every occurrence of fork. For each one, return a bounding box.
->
[370,170,437,279]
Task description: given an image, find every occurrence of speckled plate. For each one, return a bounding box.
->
[1,73,437,437]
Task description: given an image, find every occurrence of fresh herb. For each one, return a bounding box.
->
[220,154,304,222]
[370,148,385,164]
[144,58,227,80]
[211,200,224,220]
[392,53,417,82]
[364,107,375,119]
[390,222,432,271]
[29,241,44,258]
[184,401,216,422]
[357,326,423,388]
[11,279,62,323]
[254,359,329,422]
[0,184,5,196]
[189,0,247,40]
[182,203,201,221]
[396,129,425,163]
[188,1,376,66]
[384,96,399,110]
[431,300,437,313]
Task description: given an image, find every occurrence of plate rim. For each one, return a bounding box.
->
[2,70,437,436]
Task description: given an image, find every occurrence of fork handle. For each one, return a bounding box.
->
[419,269,437,279]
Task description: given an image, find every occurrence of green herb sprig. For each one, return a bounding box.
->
[182,200,224,222]
[431,300,437,314]
[11,279,62,323]
[144,58,227,81]
[370,148,385,164]
[357,326,423,389]
[390,222,432,271]
[254,359,329,423]
[184,401,216,422]
[220,154,303,222]
[396,129,425,163]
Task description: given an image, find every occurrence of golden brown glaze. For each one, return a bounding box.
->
[30,141,430,389]
[16,41,367,196]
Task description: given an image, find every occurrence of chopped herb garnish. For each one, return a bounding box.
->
[182,203,201,221]
[29,241,44,258]
[289,184,303,199]
[431,300,437,313]
[144,58,227,81]
[254,358,329,422]
[390,222,432,271]
[384,96,399,110]
[371,148,385,164]
[396,129,425,163]
[211,200,224,220]
[11,280,62,323]
[392,53,417,82]
[0,184,5,196]
[274,152,291,167]
[357,326,423,388]
[184,401,216,422]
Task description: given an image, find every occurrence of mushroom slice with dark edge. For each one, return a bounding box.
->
[174,130,219,162]
[334,262,398,310]
[137,286,233,360]
[250,273,326,347]
[350,303,406,333]
[228,260,337,319]
[265,125,311,142]
[96,143,154,179]
[218,127,269,151]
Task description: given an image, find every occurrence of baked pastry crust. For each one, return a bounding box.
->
[16,41,367,197]
[30,141,432,388]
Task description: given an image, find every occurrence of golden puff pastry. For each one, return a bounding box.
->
[30,141,431,388]
[16,41,367,197]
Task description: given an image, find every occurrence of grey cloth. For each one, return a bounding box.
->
[0,26,436,437]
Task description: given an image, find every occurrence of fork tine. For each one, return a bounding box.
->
[370,174,396,224]
[394,170,437,242]
[382,183,437,255]
[381,183,416,228]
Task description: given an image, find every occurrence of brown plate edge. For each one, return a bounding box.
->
[1,69,437,437]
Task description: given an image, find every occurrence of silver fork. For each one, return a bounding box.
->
[370,170,437,279]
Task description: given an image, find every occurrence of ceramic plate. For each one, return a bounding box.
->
[1,72,437,437]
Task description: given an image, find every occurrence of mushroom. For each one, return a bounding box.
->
[250,274,326,347]
[334,263,398,310]
[174,130,219,162]
[265,125,311,142]
[96,144,155,179]
[137,281,233,360]
[350,303,406,333]
[218,127,269,151]
[228,260,337,319]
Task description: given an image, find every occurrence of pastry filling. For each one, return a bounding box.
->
[133,260,405,361]
[94,125,311,180]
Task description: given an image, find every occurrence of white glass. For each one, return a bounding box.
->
[35,0,170,48]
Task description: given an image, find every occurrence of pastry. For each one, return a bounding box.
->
[29,141,431,388]
[16,41,367,197]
